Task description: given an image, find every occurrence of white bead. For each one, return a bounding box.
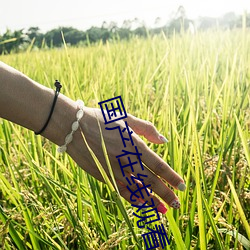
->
[76,109,84,120]
[65,133,73,144]
[72,121,79,131]
[57,145,67,153]
[76,100,84,108]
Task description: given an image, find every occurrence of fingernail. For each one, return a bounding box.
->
[177,182,186,191]
[170,199,180,209]
[158,134,168,143]
[157,203,168,214]
[137,203,143,206]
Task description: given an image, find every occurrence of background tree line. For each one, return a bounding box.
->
[0,10,249,54]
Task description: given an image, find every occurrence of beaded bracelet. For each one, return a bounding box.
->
[57,100,85,153]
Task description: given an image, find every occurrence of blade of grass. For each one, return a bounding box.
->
[165,211,187,250]
[227,177,250,239]
[201,193,224,250]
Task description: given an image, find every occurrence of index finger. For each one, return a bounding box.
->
[126,114,167,144]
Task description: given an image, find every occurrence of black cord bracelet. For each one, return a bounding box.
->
[35,80,62,135]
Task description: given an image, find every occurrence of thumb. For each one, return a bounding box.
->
[126,114,168,144]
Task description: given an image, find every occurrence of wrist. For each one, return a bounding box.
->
[42,93,79,146]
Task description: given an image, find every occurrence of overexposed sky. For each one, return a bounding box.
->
[0,0,249,34]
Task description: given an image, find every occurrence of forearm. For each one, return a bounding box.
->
[0,61,77,145]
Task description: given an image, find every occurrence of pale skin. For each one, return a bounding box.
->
[0,61,186,214]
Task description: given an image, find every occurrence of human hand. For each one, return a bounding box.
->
[0,62,185,214]
[66,107,185,214]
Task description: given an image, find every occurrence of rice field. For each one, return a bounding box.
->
[0,29,250,250]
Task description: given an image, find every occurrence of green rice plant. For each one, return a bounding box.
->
[0,29,249,249]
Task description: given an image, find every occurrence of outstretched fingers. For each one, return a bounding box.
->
[126,114,185,191]
[125,114,186,209]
